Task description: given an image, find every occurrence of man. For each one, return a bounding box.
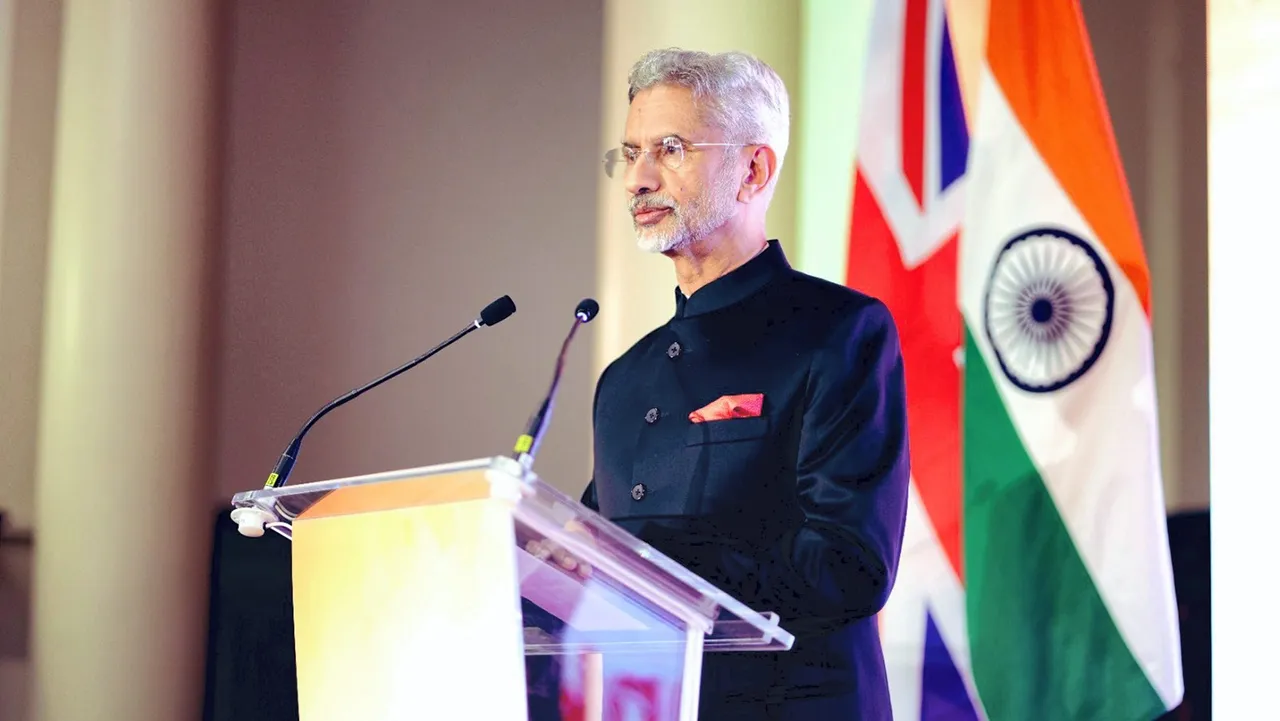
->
[578,47,911,719]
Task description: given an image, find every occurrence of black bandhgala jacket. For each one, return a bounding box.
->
[580,239,911,720]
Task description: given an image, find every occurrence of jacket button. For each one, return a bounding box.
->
[631,483,646,501]
[644,407,660,424]
[666,341,681,359]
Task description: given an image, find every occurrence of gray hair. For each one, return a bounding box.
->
[627,48,790,169]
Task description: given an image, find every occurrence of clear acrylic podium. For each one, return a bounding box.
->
[229,455,794,720]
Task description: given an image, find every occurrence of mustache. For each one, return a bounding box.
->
[630,195,676,214]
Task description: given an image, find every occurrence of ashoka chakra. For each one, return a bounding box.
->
[982,227,1115,393]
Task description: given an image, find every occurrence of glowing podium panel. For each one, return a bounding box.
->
[229,456,794,721]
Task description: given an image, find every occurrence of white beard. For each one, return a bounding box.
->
[633,164,740,253]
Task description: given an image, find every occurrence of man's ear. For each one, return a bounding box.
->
[737,145,778,203]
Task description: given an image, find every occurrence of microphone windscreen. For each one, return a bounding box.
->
[480,295,517,326]
[575,298,600,322]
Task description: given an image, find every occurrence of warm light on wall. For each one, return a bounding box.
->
[1208,1,1280,717]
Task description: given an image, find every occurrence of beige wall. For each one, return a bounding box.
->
[214,0,604,503]
[1080,0,1209,512]
[0,1,61,719]
[0,0,60,534]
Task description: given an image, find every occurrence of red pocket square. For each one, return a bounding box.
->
[688,393,764,423]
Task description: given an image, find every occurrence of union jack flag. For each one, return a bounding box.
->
[845,0,983,717]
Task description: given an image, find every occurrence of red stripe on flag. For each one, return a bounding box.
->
[847,169,963,581]
[901,0,929,210]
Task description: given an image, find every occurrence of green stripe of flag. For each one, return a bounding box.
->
[962,325,1165,721]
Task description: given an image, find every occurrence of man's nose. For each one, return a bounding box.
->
[624,155,661,197]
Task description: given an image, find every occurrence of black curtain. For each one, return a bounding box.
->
[1158,510,1211,720]
[202,508,299,721]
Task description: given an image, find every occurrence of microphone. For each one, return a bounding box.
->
[262,294,516,490]
[512,298,599,470]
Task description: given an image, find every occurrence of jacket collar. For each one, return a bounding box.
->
[673,239,789,319]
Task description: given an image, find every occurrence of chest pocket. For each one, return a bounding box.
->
[682,415,780,521]
[684,415,769,446]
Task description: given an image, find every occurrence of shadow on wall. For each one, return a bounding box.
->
[200,508,1211,720]
[0,511,33,659]
[0,511,34,721]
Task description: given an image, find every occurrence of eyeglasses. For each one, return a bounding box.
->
[603,136,749,179]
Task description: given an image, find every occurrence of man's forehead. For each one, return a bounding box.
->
[621,85,709,145]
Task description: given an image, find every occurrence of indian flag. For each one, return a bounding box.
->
[960,0,1183,717]
[836,0,1185,718]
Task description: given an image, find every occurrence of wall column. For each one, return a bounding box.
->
[30,1,219,719]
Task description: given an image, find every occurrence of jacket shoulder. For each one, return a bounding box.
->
[595,324,666,386]
[774,269,897,329]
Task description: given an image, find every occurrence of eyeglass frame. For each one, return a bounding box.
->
[602,135,755,179]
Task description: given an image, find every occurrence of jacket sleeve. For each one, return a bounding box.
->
[578,359,613,513]
[644,299,911,628]
[580,480,598,511]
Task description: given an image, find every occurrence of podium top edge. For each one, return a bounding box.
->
[230,456,522,506]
